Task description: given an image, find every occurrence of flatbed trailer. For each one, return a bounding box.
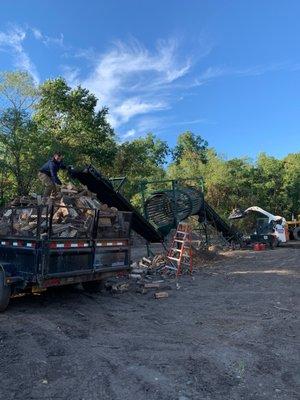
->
[0,205,132,311]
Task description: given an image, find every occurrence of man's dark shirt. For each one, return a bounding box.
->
[39,159,66,185]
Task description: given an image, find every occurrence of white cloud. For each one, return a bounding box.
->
[61,65,80,83]
[135,116,163,134]
[114,98,167,124]
[166,117,212,127]
[66,38,193,128]
[0,26,40,83]
[196,62,292,84]
[32,27,43,41]
[131,115,212,137]
[0,24,66,84]
[122,129,136,140]
[31,27,64,47]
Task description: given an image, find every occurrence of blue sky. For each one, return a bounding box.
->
[0,0,299,159]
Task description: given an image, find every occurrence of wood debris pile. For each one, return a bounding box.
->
[130,246,223,280]
[0,183,122,239]
[130,254,173,278]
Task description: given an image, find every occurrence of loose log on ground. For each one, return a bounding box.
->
[154,292,169,299]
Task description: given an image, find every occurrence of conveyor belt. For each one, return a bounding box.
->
[71,165,163,243]
[200,201,242,242]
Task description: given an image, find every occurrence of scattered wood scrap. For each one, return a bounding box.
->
[144,282,161,289]
[154,292,169,299]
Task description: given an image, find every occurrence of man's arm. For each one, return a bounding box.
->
[49,161,62,185]
[59,161,67,170]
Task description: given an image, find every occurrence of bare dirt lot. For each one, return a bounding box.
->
[0,243,299,400]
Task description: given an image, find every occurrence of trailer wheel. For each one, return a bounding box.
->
[293,227,300,241]
[0,271,11,312]
[82,280,105,293]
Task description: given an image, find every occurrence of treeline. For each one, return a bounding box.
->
[0,71,299,219]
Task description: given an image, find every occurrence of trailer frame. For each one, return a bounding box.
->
[0,205,132,311]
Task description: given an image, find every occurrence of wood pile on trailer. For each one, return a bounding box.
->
[0,184,121,238]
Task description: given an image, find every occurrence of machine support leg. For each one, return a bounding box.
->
[146,241,154,257]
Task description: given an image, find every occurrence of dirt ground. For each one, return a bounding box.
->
[0,243,299,400]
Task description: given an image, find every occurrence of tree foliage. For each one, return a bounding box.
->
[34,78,117,172]
[172,131,208,165]
[0,72,41,199]
[0,109,43,196]
[0,71,38,111]
[114,133,169,207]
[169,134,300,219]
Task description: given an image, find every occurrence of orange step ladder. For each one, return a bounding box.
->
[167,222,193,276]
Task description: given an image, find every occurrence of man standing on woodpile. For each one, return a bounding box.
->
[38,152,66,201]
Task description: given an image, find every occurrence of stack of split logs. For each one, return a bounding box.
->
[0,183,120,239]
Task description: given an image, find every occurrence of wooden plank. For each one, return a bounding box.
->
[154,292,169,299]
[144,282,160,289]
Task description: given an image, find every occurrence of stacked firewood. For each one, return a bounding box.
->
[0,183,121,239]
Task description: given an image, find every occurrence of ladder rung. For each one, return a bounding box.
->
[167,255,191,261]
[169,249,191,253]
[169,252,191,257]
[167,256,180,261]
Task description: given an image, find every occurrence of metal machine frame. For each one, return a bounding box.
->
[138,177,209,248]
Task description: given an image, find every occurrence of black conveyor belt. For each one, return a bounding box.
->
[201,201,242,242]
[71,165,163,243]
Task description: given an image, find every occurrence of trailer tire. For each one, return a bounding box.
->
[0,271,11,312]
[82,280,105,293]
[293,227,300,241]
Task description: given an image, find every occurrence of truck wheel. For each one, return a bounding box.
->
[82,280,105,293]
[0,271,11,312]
[293,227,300,241]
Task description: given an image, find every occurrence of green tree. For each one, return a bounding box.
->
[168,132,210,186]
[253,153,286,215]
[114,133,169,207]
[0,71,38,111]
[0,71,40,198]
[172,131,208,165]
[0,109,43,196]
[225,158,256,207]
[169,133,254,218]
[34,78,117,172]
[282,153,300,217]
